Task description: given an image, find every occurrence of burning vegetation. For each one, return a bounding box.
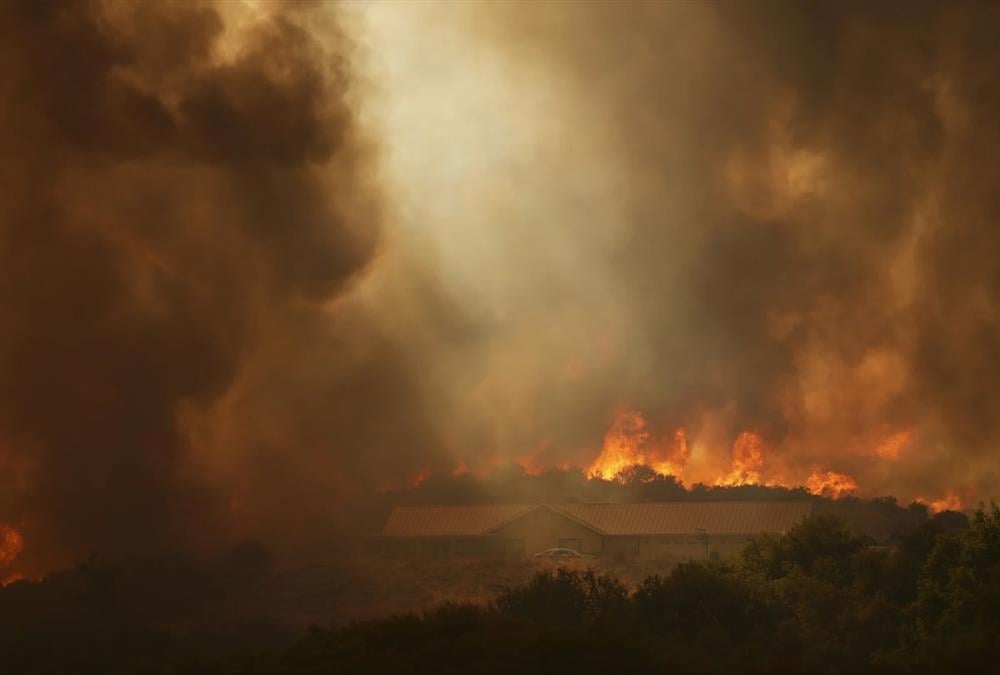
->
[0,525,22,567]
[0,0,995,612]
[587,410,689,481]
[0,525,24,586]
[537,409,863,500]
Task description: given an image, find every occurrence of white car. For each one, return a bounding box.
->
[532,548,592,559]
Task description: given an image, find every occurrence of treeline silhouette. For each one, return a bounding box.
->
[237,508,996,675]
[341,464,969,544]
[3,505,998,674]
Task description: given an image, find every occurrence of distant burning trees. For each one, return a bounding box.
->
[0,524,23,585]
[585,409,861,499]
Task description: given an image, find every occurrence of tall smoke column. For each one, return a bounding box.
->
[0,0,447,574]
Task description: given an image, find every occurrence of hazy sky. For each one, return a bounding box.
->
[351,0,1000,504]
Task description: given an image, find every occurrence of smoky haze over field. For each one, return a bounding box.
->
[1,0,1000,575]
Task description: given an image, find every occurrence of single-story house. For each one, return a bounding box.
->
[371,501,812,561]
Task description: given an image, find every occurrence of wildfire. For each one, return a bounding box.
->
[587,410,689,480]
[588,414,864,497]
[916,492,963,513]
[0,524,23,567]
[1,572,26,586]
[379,408,933,505]
[805,470,859,498]
[1,524,25,585]
[515,455,549,476]
[715,431,766,486]
[874,430,913,460]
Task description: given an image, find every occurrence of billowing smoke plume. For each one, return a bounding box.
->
[0,0,445,574]
[357,0,1000,506]
[3,0,1000,576]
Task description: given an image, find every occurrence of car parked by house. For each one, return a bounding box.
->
[533,548,591,559]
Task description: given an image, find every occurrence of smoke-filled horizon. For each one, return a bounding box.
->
[2,0,999,576]
[357,1,1000,501]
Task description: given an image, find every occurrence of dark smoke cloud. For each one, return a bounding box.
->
[364,0,1000,502]
[0,0,444,573]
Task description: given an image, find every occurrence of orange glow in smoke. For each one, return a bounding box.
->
[1,524,25,585]
[407,467,432,487]
[377,467,433,493]
[515,455,548,476]
[1,572,25,586]
[874,430,913,460]
[916,491,963,513]
[0,524,23,567]
[805,469,859,498]
[587,410,689,480]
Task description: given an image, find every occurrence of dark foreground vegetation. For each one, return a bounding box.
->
[4,505,1000,674]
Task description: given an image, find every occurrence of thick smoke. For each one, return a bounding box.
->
[3,0,1000,576]
[0,0,445,573]
[357,0,1000,505]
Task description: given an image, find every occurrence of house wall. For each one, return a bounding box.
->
[604,535,752,562]
[491,508,604,556]
[371,536,514,559]
[372,533,756,561]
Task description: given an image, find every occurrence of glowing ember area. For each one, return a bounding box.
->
[917,492,964,513]
[405,468,432,488]
[874,430,914,460]
[715,431,766,486]
[0,524,24,567]
[805,470,859,498]
[587,410,689,480]
[1,572,25,586]
[377,467,434,493]
[515,455,548,476]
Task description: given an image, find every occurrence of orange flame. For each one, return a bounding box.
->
[0,525,23,567]
[916,491,963,513]
[710,430,859,498]
[715,431,766,486]
[805,470,859,498]
[1,572,25,586]
[382,407,908,503]
[588,410,688,480]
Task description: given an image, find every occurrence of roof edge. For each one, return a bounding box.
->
[484,503,608,536]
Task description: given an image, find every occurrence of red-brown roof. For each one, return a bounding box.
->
[556,501,812,535]
[380,502,812,537]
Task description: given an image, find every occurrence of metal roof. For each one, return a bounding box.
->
[380,501,812,537]
[555,501,813,535]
